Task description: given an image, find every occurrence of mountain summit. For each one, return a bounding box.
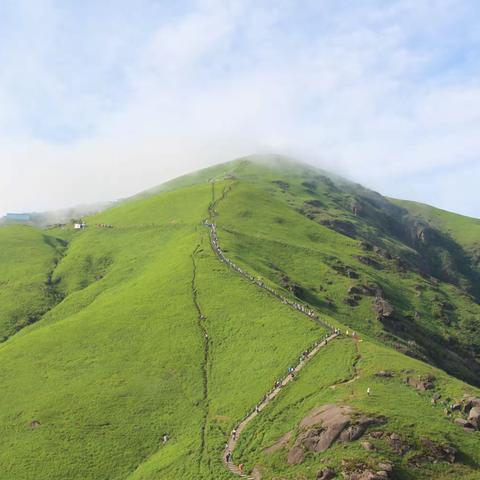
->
[1,156,479,479]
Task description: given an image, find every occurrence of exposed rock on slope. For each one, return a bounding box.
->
[285,404,386,465]
[404,373,436,392]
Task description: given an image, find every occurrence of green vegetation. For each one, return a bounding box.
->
[392,198,480,264]
[236,338,480,479]
[0,225,65,341]
[215,161,480,386]
[0,155,479,479]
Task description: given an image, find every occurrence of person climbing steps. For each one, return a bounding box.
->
[207,183,339,479]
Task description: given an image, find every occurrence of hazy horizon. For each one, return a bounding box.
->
[2,154,480,222]
[1,1,480,218]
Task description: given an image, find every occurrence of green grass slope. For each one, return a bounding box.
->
[0,225,65,341]
[0,155,479,480]
[392,198,480,266]
[235,338,480,479]
[0,177,326,480]
[213,160,480,387]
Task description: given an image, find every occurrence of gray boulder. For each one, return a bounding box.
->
[316,467,336,480]
[468,406,480,429]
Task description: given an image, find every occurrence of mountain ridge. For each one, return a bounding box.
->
[0,155,480,479]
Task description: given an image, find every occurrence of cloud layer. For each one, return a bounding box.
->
[1,0,479,217]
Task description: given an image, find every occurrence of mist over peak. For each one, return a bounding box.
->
[1,1,479,217]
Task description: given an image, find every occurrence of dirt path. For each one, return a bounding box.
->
[191,244,210,473]
[205,181,339,478]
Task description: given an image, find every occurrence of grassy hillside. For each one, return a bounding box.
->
[0,179,325,480]
[214,160,480,386]
[236,338,480,479]
[0,156,479,479]
[0,225,65,341]
[392,199,480,267]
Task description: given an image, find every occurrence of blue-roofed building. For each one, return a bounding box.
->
[5,213,31,222]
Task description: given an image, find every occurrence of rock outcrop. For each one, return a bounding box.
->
[449,396,480,431]
[373,246,392,260]
[280,274,305,299]
[331,263,359,278]
[286,405,386,465]
[374,297,395,320]
[357,255,383,269]
[367,431,411,456]
[305,199,324,208]
[316,467,336,480]
[320,219,357,238]
[409,438,457,466]
[404,373,435,391]
[342,460,395,480]
[467,406,480,429]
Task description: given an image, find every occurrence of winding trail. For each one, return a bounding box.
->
[206,183,334,332]
[224,334,337,478]
[191,244,210,472]
[205,181,339,478]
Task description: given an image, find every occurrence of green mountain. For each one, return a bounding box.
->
[1,155,480,480]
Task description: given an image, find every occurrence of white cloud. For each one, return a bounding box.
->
[0,0,479,217]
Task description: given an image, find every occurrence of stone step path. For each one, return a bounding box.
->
[205,219,336,332]
[206,181,340,479]
[223,333,338,478]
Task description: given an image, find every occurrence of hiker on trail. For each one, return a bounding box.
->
[255,405,260,413]
[225,451,231,462]
[367,387,371,396]
[232,428,237,440]
[239,464,244,474]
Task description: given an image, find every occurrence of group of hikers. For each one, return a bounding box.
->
[206,206,365,477]
[205,219,335,333]
[223,332,342,469]
[94,223,113,228]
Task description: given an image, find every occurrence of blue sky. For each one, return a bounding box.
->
[1,0,479,217]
